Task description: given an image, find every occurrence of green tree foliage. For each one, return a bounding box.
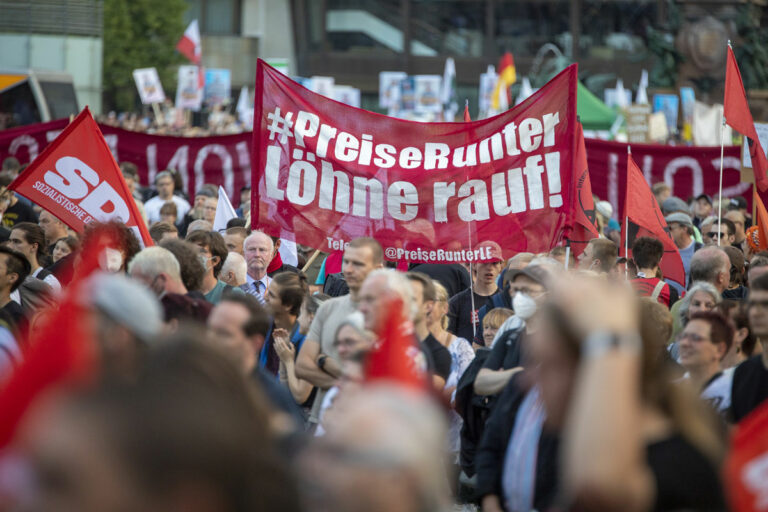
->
[734,4,768,90]
[103,0,187,112]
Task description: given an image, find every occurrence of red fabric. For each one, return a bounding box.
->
[463,104,471,123]
[631,277,671,307]
[2,120,751,240]
[176,21,201,65]
[724,399,768,512]
[0,227,117,449]
[267,250,282,274]
[364,296,427,391]
[584,138,745,221]
[324,250,343,276]
[7,108,152,247]
[622,153,686,286]
[566,124,600,256]
[753,188,768,251]
[725,46,768,192]
[253,60,579,262]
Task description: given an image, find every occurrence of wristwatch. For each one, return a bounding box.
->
[583,331,642,359]
[317,354,328,372]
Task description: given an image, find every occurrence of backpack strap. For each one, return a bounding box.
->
[650,280,666,301]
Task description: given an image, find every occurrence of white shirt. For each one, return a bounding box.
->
[32,267,61,294]
[245,273,272,299]
[144,195,191,224]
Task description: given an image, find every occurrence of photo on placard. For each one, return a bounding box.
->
[176,65,203,111]
[204,69,232,108]
[310,76,335,99]
[653,94,679,135]
[414,75,443,113]
[478,70,497,115]
[379,71,407,109]
[400,76,417,113]
[333,85,361,108]
[133,68,166,105]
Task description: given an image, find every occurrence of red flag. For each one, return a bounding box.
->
[8,108,153,247]
[0,227,119,448]
[365,296,427,391]
[724,400,768,511]
[747,187,768,252]
[621,152,685,286]
[567,124,600,256]
[725,46,768,192]
[176,19,202,65]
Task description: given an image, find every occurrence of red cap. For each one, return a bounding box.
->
[475,240,504,263]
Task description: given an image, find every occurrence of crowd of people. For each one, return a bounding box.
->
[0,152,764,512]
[96,102,248,137]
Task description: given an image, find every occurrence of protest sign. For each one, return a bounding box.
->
[413,75,442,114]
[7,108,152,247]
[626,104,651,143]
[176,65,204,111]
[204,69,231,107]
[332,85,361,108]
[653,94,679,134]
[379,72,407,110]
[133,68,166,105]
[252,59,579,262]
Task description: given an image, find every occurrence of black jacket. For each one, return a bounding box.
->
[475,373,560,510]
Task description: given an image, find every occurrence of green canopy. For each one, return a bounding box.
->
[577,81,618,131]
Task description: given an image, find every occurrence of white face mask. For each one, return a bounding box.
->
[512,291,538,320]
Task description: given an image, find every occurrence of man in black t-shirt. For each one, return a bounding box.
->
[0,175,38,229]
[0,246,30,335]
[731,272,768,422]
[409,262,470,299]
[448,241,504,343]
[406,272,452,383]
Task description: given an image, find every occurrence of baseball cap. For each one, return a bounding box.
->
[729,197,747,211]
[596,201,613,219]
[504,264,552,291]
[695,194,713,206]
[664,212,693,228]
[82,272,162,343]
[661,196,689,215]
[475,240,504,263]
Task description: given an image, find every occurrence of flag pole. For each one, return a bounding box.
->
[463,97,477,340]
[625,145,631,281]
[564,239,571,271]
[718,40,732,248]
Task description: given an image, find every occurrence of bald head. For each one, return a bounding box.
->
[243,231,274,280]
[690,246,730,293]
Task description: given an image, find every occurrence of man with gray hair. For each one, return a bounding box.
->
[128,246,188,297]
[144,170,191,224]
[220,252,247,287]
[80,272,162,379]
[689,246,731,295]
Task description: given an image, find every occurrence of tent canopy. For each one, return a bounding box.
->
[577,81,618,131]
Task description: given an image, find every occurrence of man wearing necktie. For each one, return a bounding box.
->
[242,232,274,304]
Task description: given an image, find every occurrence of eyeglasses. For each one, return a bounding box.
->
[676,332,708,343]
[509,286,544,296]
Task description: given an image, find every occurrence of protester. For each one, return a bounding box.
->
[158,201,178,226]
[409,260,470,299]
[0,246,30,333]
[725,209,747,252]
[223,226,248,255]
[748,253,768,286]
[129,246,190,298]
[143,170,191,224]
[718,300,760,368]
[275,293,329,408]
[405,271,452,385]
[722,245,748,300]
[629,237,678,308]
[262,271,309,376]
[51,236,79,264]
[693,193,714,227]
[296,237,383,425]
[206,293,302,423]
[665,211,701,285]
[79,220,141,275]
[242,231,274,304]
[186,230,242,304]
[731,272,768,422]
[148,221,178,244]
[37,211,69,255]
[708,218,736,247]
[669,281,723,359]
[186,219,212,234]
[576,238,618,274]
[220,251,247,287]
[159,238,205,295]
[178,184,217,236]
[480,307,514,349]
[677,311,735,416]
[551,276,725,511]
[652,182,671,205]
[474,264,551,396]
[8,222,61,293]
[0,174,37,228]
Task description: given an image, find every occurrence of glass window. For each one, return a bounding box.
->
[325,0,403,54]
[184,0,203,26]
[38,82,79,120]
[494,0,570,57]
[204,0,238,35]
[410,0,485,56]
[580,0,656,60]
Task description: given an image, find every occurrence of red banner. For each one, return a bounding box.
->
[585,138,746,218]
[252,60,579,262]
[0,119,251,208]
[7,108,153,246]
